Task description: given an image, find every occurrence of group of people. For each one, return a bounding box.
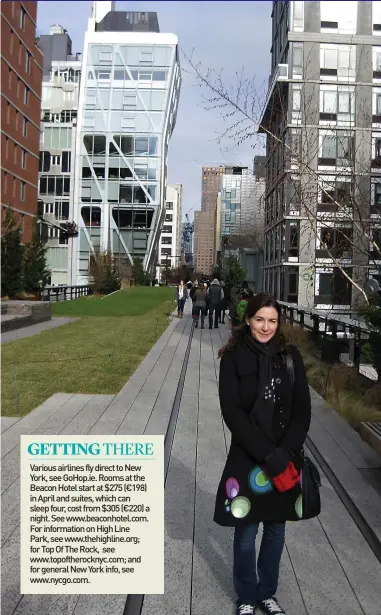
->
[175,280,314,615]
[175,278,228,329]
[175,278,256,330]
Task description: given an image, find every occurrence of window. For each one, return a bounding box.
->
[165,214,173,222]
[162,225,172,233]
[97,70,111,81]
[20,181,25,201]
[162,237,172,245]
[54,201,69,220]
[376,93,381,115]
[25,51,31,73]
[293,1,304,31]
[39,152,51,173]
[316,268,351,305]
[292,43,303,78]
[166,201,173,210]
[374,183,381,212]
[320,132,353,165]
[22,117,27,136]
[21,149,26,169]
[62,152,71,173]
[84,135,106,155]
[161,248,172,256]
[123,94,137,109]
[86,93,96,109]
[51,155,61,166]
[140,51,153,65]
[121,116,135,129]
[292,85,301,112]
[99,49,112,64]
[138,71,153,81]
[319,226,352,257]
[83,114,95,128]
[20,5,26,30]
[24,86,29,105]
[39,176,70,196]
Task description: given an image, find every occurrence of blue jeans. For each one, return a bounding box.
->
[233,522,286,603]
[177,298,185,312]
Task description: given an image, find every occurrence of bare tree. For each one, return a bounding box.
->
[182,48,381,309]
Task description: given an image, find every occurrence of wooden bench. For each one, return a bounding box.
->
[360,421,381,456]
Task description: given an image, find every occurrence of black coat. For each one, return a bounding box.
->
[214,340,311,526]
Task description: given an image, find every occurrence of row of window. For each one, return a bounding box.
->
[9,31,31,75]
[4,138,27,169]
[39,176,71,196]
[82,162,156,181]
[82,134,158,157]
[41,110,77,123]
[3,173,26,201]
[88,69,168,83]
[5,102,29,136]
[38,200,69,220]
[8,68,30,104]
[39,151,71,174]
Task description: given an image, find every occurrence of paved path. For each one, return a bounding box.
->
[1,317,78,344]
[1,300,381,615]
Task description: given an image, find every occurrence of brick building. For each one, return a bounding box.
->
[1,1,43,242]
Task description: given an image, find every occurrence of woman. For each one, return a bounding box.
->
[175,280,186,318]
[214,293,311,615]
[219,280,229,324]
[194,283,208,328]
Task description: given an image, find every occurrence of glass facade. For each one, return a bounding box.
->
[74,38,180,282]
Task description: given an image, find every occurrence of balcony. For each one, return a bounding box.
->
[258,64,289,133]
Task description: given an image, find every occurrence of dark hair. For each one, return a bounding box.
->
[218,292,282,358]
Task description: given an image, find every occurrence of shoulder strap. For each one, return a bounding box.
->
[283,349,295,390]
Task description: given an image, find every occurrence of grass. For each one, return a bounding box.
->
[51,286,175,317]
[1,288,175,417]
[282,322,381,429]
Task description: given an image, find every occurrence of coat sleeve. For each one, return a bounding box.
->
[280,346,311,453]
[219,350,275,463]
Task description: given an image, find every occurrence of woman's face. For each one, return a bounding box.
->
[246,306,279,343]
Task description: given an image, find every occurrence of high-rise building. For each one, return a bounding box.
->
[155,183,182,281]
[194,165,232,272]
[72,1,181,284]
[1,1,43,242]
[260,1,381,311]
[219,163,265,253]
[37,25,82,285]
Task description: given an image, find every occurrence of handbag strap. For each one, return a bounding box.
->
[283,349,294,390]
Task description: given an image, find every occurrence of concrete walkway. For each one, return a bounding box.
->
[1,317,78,344]
[1,300,381,615]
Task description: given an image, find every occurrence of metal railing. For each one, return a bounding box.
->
[39,285,92,302]
[277,300,372,373]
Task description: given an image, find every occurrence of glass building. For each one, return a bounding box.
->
[73,2,181,283]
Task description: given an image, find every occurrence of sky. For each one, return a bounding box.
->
[37,1,272,220]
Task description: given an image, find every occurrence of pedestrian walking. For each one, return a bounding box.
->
[175,280,186,318]
[219,281,229,324]
[186,279,193,300]
[214,292,312,615]
[190,281,198,318]
[194,284,207,328]
[207,278,224,329]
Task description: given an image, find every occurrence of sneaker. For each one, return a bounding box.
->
[257,597,285,614]
[236,604,256,615]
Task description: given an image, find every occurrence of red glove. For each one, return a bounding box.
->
[269,461,300,492]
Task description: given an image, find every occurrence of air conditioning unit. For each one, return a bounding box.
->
[278,64,289,80]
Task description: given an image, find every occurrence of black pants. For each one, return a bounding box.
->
[219,307,226,323]
[208,306,219,328]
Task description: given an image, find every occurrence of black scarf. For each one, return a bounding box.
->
[244,331,281,443]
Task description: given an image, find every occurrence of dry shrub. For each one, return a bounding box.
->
[363,383,381,409]
[327,390,381,428]
[282,322,311,348]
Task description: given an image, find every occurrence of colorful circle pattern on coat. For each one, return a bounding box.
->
[248,466,273,494]
[295,494,303,519]
[226,477,239,499]
[230,496,251,518]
